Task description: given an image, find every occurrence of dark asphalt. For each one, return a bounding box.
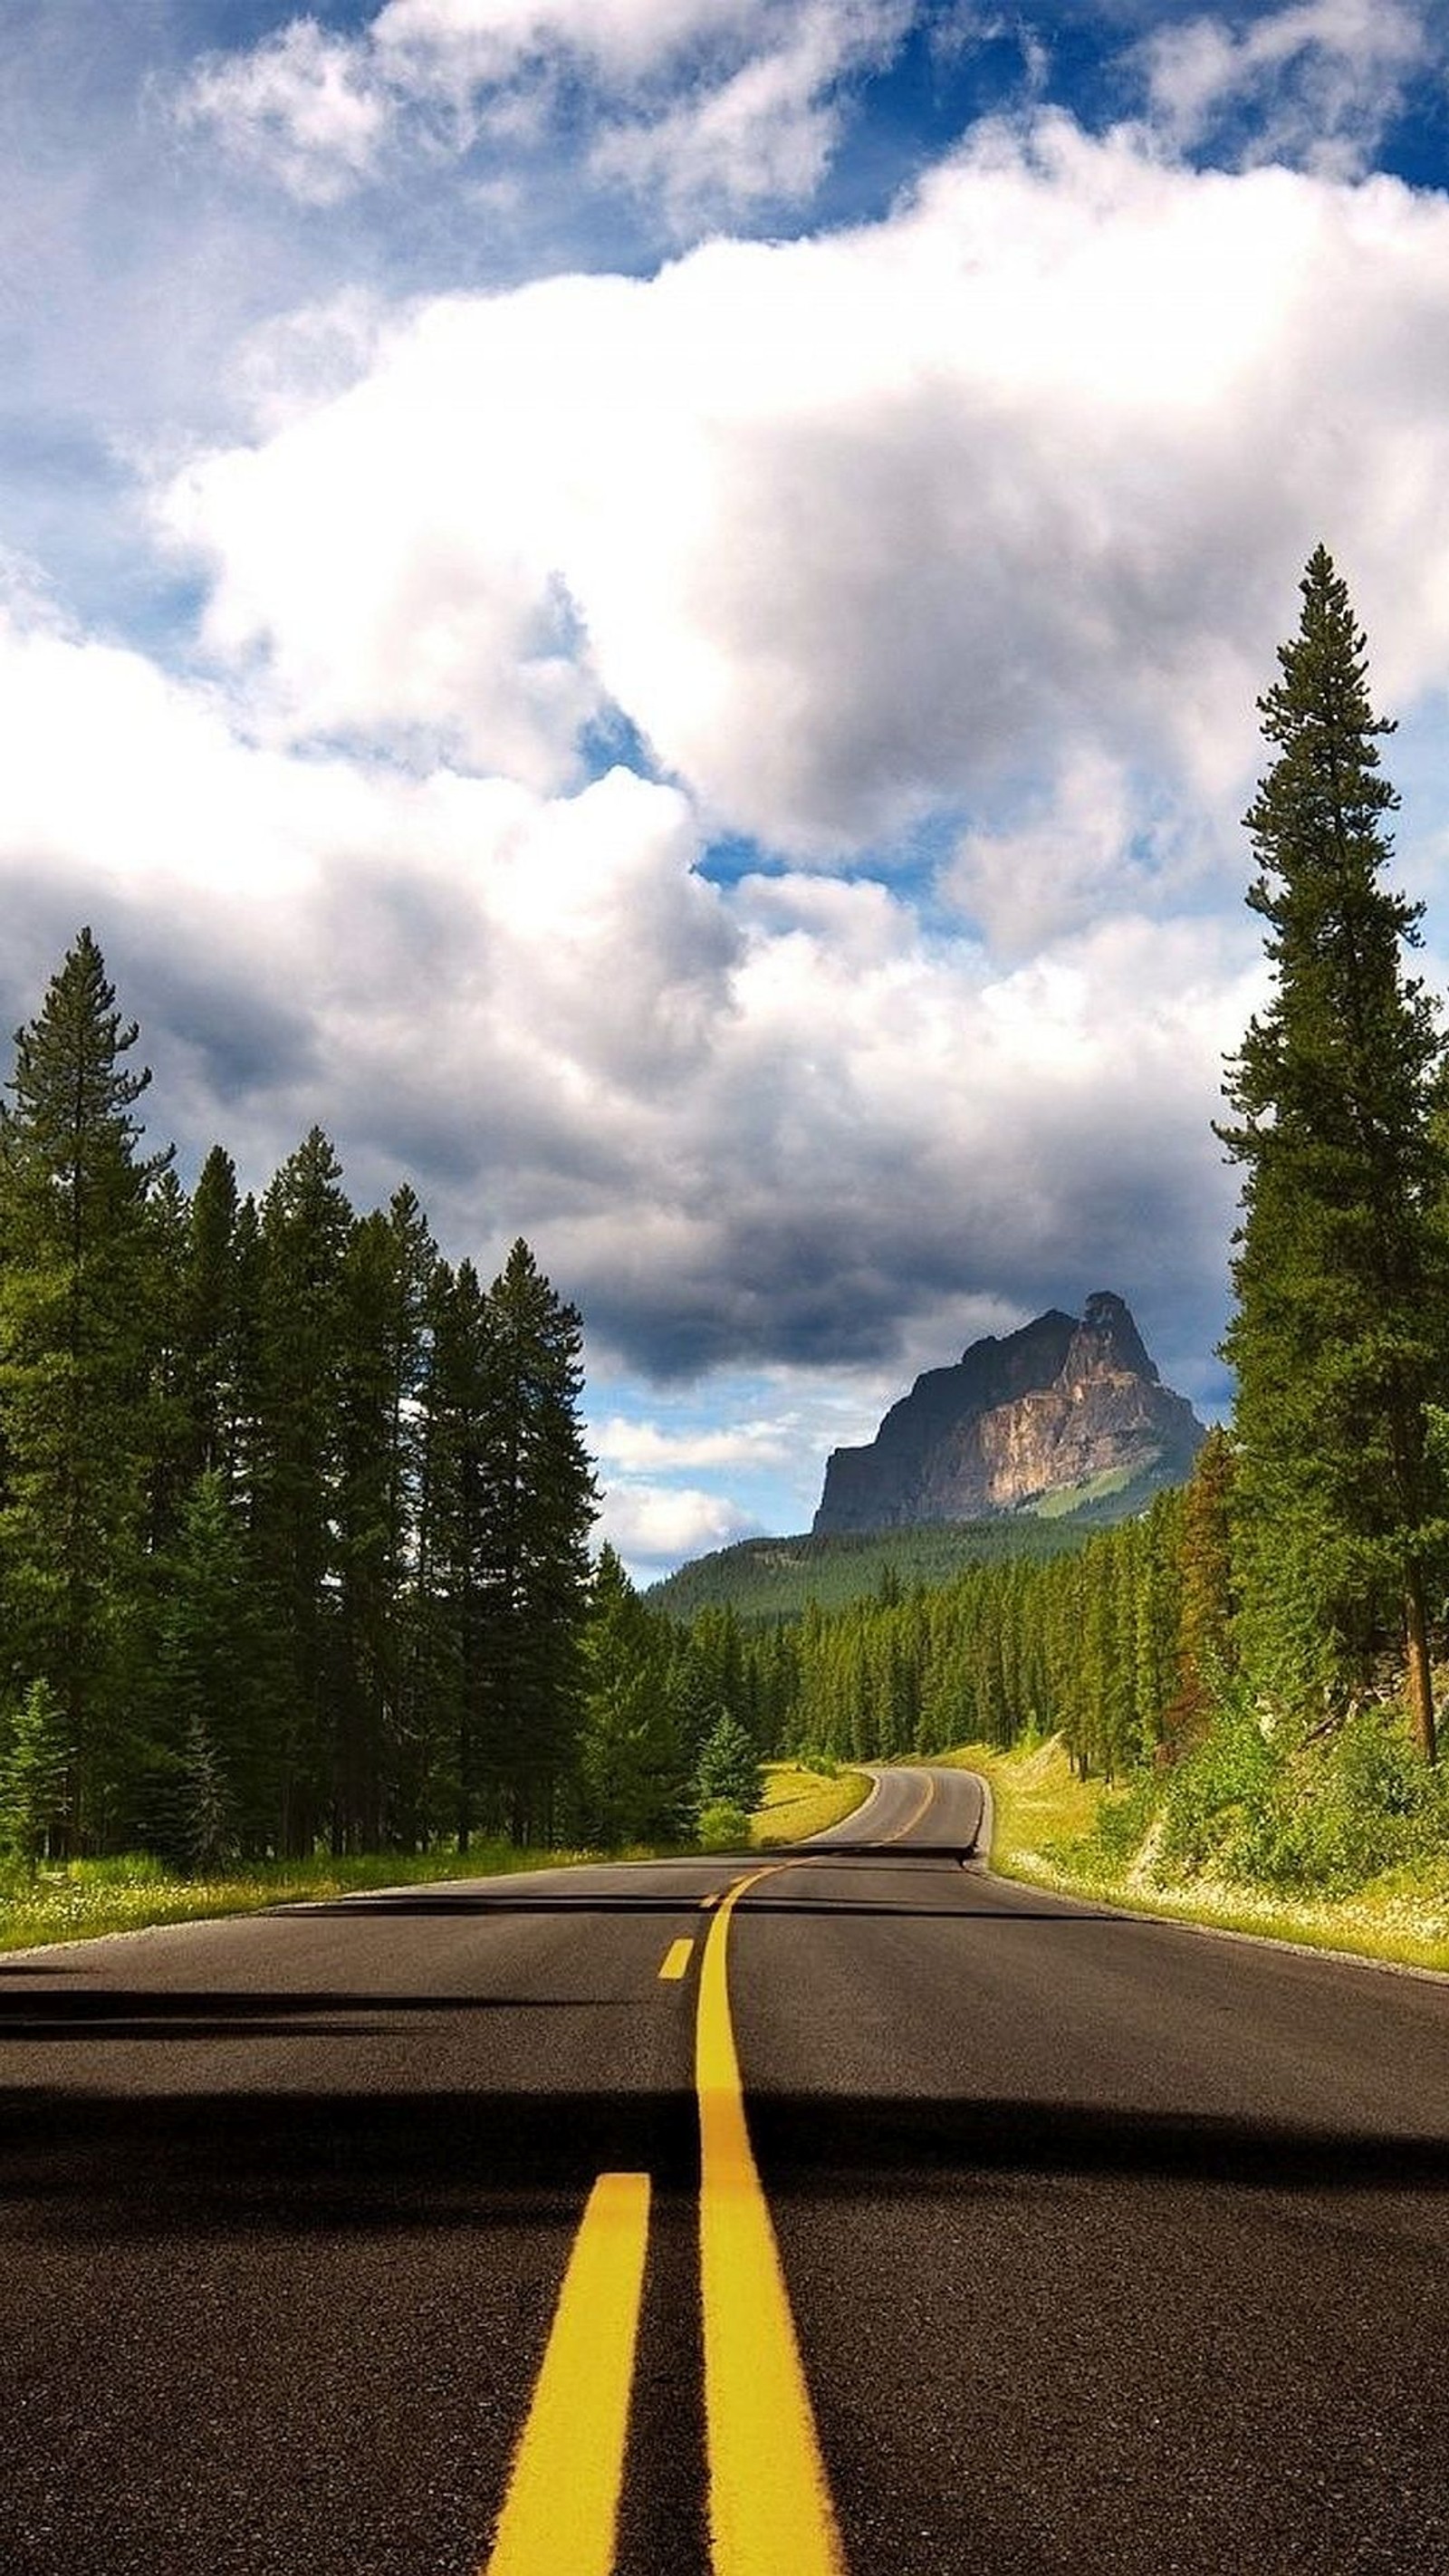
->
[3,1764,1448,2575]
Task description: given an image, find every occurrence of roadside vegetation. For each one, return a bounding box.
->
[944,1737,1449,1975]
[0,1841,619,1956]
[1,1757,867,1956]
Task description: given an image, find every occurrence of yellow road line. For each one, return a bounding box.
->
[699,1890,722,1911]
[696,1866,849,2576]
[482,2171,650,2576]
[659,1937,695,1980]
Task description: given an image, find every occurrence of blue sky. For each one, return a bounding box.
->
[6,0,1449,1578]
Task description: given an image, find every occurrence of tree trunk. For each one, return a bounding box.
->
[1404,1566,1436,1764]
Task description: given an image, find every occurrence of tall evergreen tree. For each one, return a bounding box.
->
[476,1239,598,1843]
[0,928,172,1845]
[0,1677,71,1870]
[425,1256,492,1848]
[1170,1427,1237,1750]
[253,1128,352,1849]
[183,1147,245,1485]
[157,1467,273,1856]
[577,1544,685,1847]
[1218,547,1446,1757]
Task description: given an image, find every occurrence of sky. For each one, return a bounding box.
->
[6,0,1449,1581]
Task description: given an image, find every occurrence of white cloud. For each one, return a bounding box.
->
[371,0,777,84]
[944,747,1226,960]
[1137,0,1430,178]
[590,1414,796,1469]
[160,122,1449,861]
[170,0,909,219]
[174,20,391,207]
[590,2,912,226]
[594,1481,761,1567]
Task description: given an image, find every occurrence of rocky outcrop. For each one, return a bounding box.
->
[812,1292,1204,1533]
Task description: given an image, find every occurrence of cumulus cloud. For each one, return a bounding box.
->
[160,120,1449,862]
[944,747,1226,960]
[590,1416,797,1471]
[1136,0,1431,178]
[592,1481,762,1571]
[19,94,1449,1558]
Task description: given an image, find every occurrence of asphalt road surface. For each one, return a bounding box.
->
[4,1763,1449,2576]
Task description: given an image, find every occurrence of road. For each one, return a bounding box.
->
[4,1762,1449,2576]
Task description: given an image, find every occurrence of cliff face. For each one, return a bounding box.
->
[812,1292,1204,1533]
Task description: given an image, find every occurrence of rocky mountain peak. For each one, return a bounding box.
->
[812,1293,1203,1533]
[1065,1290,1159,1387]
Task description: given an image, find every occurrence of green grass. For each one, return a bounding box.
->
[937,1738,1449,1975]
[1032,1462,1140,1518]
[0,1772,876,1951]
[752,1760,872,1847]
[0,1841,647,1955]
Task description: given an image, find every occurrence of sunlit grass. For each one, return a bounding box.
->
[0,1841,619,1955]
[937,1737,1449,1975]
[936,1736,1105,1858]
[1,1772,879,1953]
[753,1760,872,1846]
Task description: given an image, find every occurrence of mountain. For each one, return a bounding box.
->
[812,1292,1205,1534]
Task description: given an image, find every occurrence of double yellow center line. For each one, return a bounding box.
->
[481,1775,939,2575]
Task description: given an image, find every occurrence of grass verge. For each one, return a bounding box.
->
[0,1841,654,1956]
[936,1737,1449,1975]
[753,1759,872,1847]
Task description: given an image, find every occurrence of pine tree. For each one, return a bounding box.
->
[1218,548,1446,1756]
[252,1129,352,1850]
[184,1147,245,1486]
[0,929,173,1847]
[577,1545,685,1847]
[694,1707,764,1816]
[425,1256,493,1848]
[331,1194,437,1850]
[0,1677,71,1870]
[1170,1428,1237,1751]
[157,1468,273,1855]
[476,1240,598,1842]
[178,1711,235,1876]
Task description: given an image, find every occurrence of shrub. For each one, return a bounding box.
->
[696,1801,752,1853]
[1155,1690,1284,1879]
